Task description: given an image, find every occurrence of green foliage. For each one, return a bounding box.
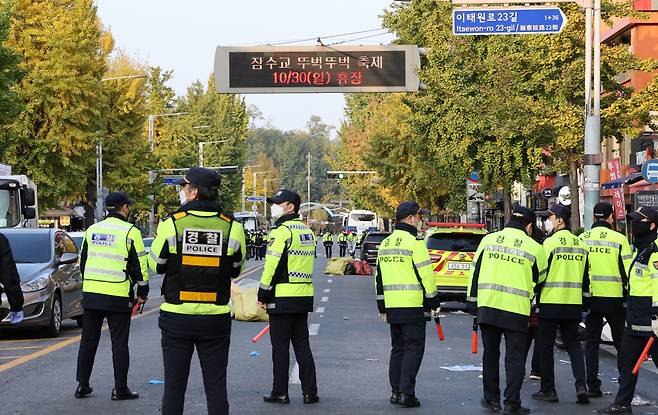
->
[0,1,23,134]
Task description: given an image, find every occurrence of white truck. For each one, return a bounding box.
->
[0,175,38,228]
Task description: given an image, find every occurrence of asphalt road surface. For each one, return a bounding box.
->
[1,251,658,414]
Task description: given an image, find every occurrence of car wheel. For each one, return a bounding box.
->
[44,294,63,338]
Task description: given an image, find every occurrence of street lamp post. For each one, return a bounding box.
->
[147,111,189,236]
[95,74,147,221]
[198,140,229,167]
[241,165,258,212]
[252,171,272,212]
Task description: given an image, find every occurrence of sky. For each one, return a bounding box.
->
[95,0,398,133]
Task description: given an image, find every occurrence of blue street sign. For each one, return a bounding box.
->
[162,175,183,186]
[453,7,567,36]
[642,160,658,184]
[246,196,266,202]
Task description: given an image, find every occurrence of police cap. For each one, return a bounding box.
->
[105,191,133,210]
[395,201,430,221]
[172,167,221,189]
[593,202,614,219]
[267,189,302,210]
[548,204,571,221]
[511,205,536,226]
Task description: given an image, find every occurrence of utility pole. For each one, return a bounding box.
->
[95,142,104,221]
[583,0,601,230]
[307,150,311,224]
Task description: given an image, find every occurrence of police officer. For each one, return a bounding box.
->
[149,168,246,415]
[468,205,548,414]
[375,201,440,408]
[598,207,658,415]
[254,230,264,261]
[532,204,589,404]
[0,232,24,324]
[258,189,318,405]
[338,231,348,257]
[347,231,357,256]
[246,231,253,260]
[581,202,632,398]
[323,231,333,258]
[75,191,149,400]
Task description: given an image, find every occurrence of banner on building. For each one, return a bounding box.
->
[612,188,626,221]
[607,158,622,182]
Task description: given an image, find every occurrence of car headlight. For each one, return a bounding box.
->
[21,275,49,292]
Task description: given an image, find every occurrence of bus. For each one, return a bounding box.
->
[233,211,264,231]
[344,209,379,234]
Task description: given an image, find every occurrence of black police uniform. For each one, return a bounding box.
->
[0,233,25,316]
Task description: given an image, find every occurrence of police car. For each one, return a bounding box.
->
[424,223,487,302]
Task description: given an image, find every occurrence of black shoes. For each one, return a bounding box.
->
[74,384,93,399]
[577,386,590,404]
[589,386,604,398]
[397,393,421,408]
[263,393,290,404]
[531,390,559,402]
[597,404,633,414]
[111,388,139,401]
[503,404,530,414]
[390,392,401,405]
[481,398,502,412]
[303,394,320,404]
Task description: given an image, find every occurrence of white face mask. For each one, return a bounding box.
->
[179,189,188,205]
[271,203,285,219]
[544,219,554,235]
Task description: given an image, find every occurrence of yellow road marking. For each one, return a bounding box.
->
[0,346,44,351]
[0,337,75,344]
[0,305,160,374]
[0,356,22,359]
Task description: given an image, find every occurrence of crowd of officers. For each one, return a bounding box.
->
[4,164,657,415]
[322,230,359,258]
[245,229,268,261]
[465,202,658,415]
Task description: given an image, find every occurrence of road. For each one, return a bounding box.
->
[1,252,658,414]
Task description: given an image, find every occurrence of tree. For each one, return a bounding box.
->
[0,1,23,140]
[4,0,107,207]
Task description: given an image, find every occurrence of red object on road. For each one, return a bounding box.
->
[131,302,141,317]
[471,317,478,354]
[632,336,655,375]
[252,325,270,343]
[434,314,445,341]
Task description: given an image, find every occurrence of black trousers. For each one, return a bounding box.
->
[614,332,658,406]
[524,326,541,375]
[324,245,332,258]
[255,246,264,260]
[389,321,426,396]
[585,311,625,389]
[538,318,586,393]
[76,308,131,389]
[269,313,317,395]
[160,316,231,415]
[480,323,527,406]
[339,244,347,257]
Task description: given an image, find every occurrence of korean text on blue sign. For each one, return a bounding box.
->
[453,7,567,36]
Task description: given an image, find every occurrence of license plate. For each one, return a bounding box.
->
[447,262,470,271]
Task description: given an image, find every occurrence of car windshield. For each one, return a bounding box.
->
[0,187,20,228]
[426,233,484,252]
[351,213,375,222]
[3,232,51,263]
[364,234,389,244]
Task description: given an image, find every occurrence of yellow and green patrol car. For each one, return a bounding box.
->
[424,222,487,302]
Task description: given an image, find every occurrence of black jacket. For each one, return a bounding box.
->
[0,233,24,312]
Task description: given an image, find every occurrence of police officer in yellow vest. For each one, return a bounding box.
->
[338,231,348,257]
[149,168,246,415]
[598,207,658,415]
[581,202,632,398]
[322,231,334,258]
[75,191,149,400]
[375,201,439,408]
[468,205,548,415]
[258,189,318,405]
[532,204,590,405]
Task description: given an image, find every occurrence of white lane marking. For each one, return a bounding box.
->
[327,279,333,283]
[321,296,328,302]
[309,324,320,336]
[323,289,331,293]
[316,307,325,313]
[290,363,301,384]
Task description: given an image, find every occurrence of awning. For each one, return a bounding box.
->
[601,173,643,190]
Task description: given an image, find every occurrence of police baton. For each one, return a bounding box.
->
[131,302,145,317]
[471,317,478,354]
[433,311,445,342]
[252,325,270,343]
[632,336,655,375]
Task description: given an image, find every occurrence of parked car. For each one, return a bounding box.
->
[360,232,391,266]
[425,223,487,302]
[0,228,83,337]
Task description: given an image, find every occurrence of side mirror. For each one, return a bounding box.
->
[58,252,78,265]
[21,188,36,206]
[23,207,36,220]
